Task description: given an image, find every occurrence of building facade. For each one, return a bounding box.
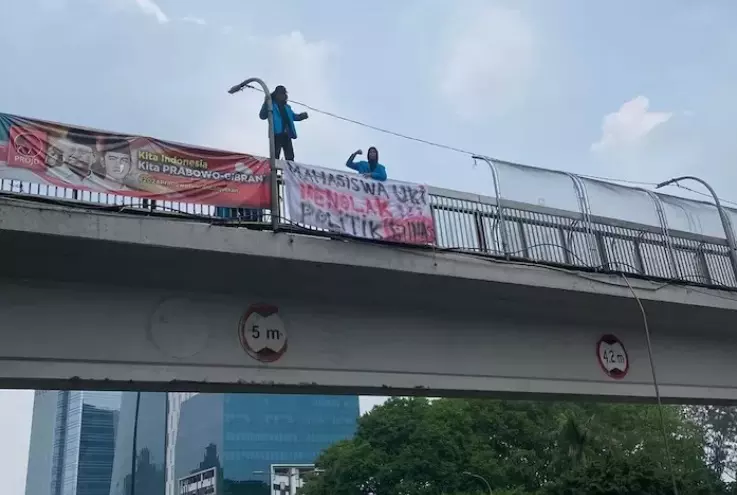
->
[174,394,360,495]
[109,392,168,495]
[166,393,199,495]
[25,391,122,495]
[27,391,359,495]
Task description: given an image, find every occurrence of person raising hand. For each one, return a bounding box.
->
[346,146,387,181]
[259,85,308,161]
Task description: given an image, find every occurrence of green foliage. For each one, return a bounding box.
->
[541,451,727,495]
[686,405,737,478]
[302,398,728,495]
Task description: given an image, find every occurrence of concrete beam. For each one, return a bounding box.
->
[1,195,736,311]
[2,196,737,402]
[0,277,736,403]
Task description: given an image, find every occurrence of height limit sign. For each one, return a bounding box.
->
[239,304,288,363]
[596,334,629,379]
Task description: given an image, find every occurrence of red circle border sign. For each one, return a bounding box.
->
[596,334,629,380]
[238,303,288,363]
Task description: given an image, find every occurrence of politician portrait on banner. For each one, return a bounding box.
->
[0,113,271,208]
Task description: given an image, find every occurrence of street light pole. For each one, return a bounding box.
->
[656,175,737,280]
[228,77,279,231]
[130,392,142,495]
[463,471,492,495]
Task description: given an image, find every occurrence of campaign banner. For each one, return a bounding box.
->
[0,113,271,208]
[284,160,436,245]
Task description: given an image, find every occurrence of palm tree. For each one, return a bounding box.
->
[558,413,593,467]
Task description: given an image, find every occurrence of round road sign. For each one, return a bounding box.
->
[596,334,629,379]
[238,304,288,363]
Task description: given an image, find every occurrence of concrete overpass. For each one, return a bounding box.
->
[2,189,737,403]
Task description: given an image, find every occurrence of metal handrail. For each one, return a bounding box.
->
[2,168,735,290]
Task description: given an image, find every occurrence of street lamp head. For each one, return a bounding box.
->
[229,78,262,95]
[656,176,695,190]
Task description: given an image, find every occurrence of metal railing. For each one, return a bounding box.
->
[427,187,735,288]
[3,159,736,291]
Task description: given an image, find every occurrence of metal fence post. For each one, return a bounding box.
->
[228,77,279,231]
[473,156,510,256]
[642,189,680,279]
[567,173,596,267]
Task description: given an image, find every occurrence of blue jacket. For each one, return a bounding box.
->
[259,101,305,139]
[347,160,387,182]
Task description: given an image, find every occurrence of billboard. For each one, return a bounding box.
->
[179,467,217,495]
[0,113,271,208]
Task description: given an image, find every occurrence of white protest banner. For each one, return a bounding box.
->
[284,161,436,245]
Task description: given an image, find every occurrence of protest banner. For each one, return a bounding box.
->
[0,113,271,208]
[284,161,436,245]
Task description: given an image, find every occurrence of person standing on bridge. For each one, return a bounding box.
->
[217,85,307,220]
[259,85,308,161]
[346,146,387,181]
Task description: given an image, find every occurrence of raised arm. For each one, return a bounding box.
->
[346,149,362,170]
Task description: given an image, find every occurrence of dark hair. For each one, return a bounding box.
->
[271,85,287,99]
[45,144,63,168]
[65,129,98,148]
[59,129,98,178]
[98,136,131,156]
[367,146,379,162]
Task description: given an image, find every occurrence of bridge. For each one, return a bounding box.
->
[2,156,737,404]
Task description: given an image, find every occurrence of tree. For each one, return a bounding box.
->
[541,452,726,495]
[557,412,592,467]
[302,398,726,495]
[547,403,728,493]
[686,405,737,479]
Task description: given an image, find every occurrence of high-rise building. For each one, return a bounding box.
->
[166,393,199,495]
[174,394,359,495]
[27,391,359,495]
[109,392,168,495]
[25,391,122,495]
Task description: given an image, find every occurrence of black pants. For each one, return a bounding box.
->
[275,133,295,161]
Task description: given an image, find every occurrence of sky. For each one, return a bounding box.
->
[2,0,737,493]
